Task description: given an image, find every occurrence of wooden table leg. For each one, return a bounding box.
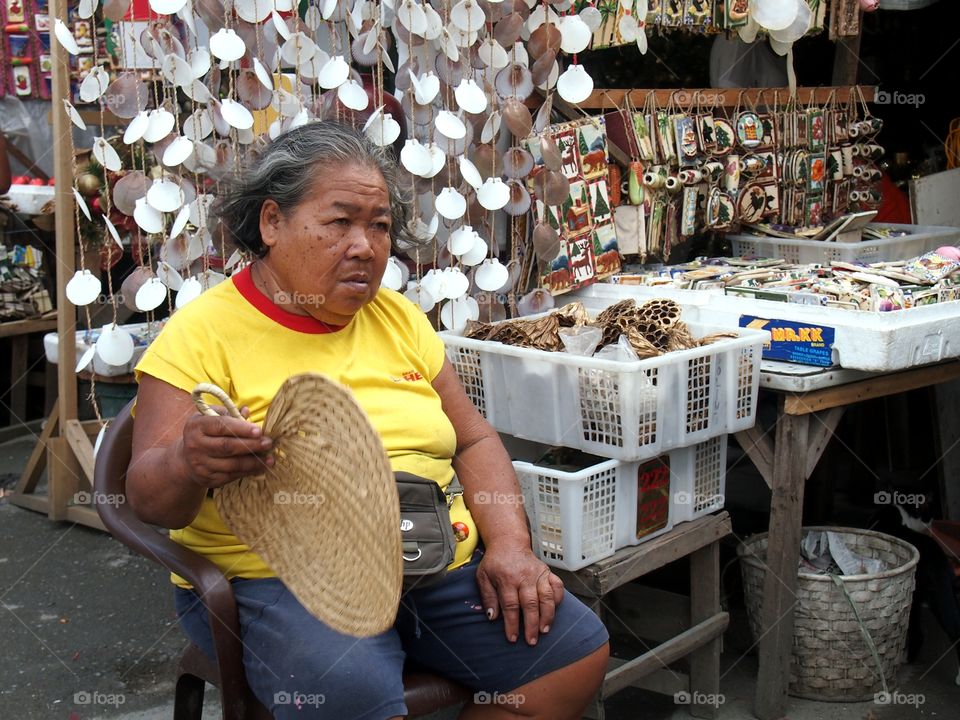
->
[754,404,810,720]
[689,541,721,719]
[9,334,28,423]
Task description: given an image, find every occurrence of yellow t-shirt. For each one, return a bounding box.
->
[134,265,478,587]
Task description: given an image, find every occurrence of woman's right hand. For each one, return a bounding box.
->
[177,405,274,489]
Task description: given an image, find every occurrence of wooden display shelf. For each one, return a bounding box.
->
[573,86,876,110]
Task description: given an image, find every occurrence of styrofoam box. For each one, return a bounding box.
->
[508,436,726,571]
[570,283,960,372]
[44,323,150,377]
[442,323,765,462]
[727,223,959,265]
[5,185,56,215]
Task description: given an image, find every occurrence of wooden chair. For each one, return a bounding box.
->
[93,399,472,719]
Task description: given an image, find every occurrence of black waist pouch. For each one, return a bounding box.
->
[395,471,458,592]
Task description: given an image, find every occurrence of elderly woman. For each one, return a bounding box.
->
[128,122,608,720]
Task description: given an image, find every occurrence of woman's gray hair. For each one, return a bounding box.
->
[214,121,411,256]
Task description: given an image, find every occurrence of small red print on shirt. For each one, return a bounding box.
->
[392,371,424,382]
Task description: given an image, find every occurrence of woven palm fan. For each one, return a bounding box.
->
[191,373,402,638]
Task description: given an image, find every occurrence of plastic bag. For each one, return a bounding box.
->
[593,334,640,362]
[559,325,602,356]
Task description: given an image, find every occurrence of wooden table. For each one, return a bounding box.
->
[0,314,57,426]
[554,512,732,719]
[735,359,960,720]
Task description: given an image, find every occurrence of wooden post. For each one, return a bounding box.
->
[689,541,721,719]
[754,402,810,720]
[49,0,80,518]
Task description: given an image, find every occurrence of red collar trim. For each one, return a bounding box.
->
[232,265,345,334]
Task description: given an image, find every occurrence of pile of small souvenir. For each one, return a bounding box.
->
[612,249,960,312]
[0,243,51,320]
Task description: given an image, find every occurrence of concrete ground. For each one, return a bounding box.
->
[1,431,958,720]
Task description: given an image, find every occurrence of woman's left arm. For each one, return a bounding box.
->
[433,360,565,646]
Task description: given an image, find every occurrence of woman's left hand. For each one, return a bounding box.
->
[475,545,565,646]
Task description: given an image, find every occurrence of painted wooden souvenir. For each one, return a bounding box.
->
[713,118,735,154]
[807,108,825,151]
[673,114,699,165]
[684,0,712,25]
[725,0,749,27]
[761,182,780,219]
[738,183,766,223]
[807,153,826,192]
[805,195,825,226]
[759,114,776,148]
[736,111,762,149]
[697,115,716,152]
[662,0,684,27]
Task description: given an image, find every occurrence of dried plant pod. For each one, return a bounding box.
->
[528,23,562,58]
[637,298,682,328]
[501,97,532,137]
[625,327,661,359]
[553,302,589,327]
[665,323,698,353]
[596,299,637,327]
[698,331,739,346]
[539,136,563,172]
[532,222,562,263]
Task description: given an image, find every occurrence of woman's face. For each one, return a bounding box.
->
[259,162,392,326]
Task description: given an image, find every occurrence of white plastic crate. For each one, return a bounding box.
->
[727,223,959,265]
[669,436,728,523]
[571,282,960,372]
[44,323,153,377]
[442,322,765,462]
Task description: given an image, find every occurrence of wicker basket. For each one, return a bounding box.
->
[738,526,919,702]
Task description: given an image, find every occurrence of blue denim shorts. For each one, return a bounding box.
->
[174,552,608,719]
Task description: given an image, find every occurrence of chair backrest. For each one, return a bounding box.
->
[93,399,256,720]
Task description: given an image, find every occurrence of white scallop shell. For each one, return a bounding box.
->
[436,110,467,140]
[454,79,487,114]
[477,177,510,210]
[135,277,167,311]
[458,156,484,190]
[146,178,184,213]
[580,6,603,30]
[92,137,122,172]
[162,136,194,166]
[54,19,81,55]
[103,215,123,247]
[481,112,501,143]
[559,15,592,54]
[451,0,485,32]
[209,28,246,62]
[219,99,255,130]
[76,345,96,374]
[183,79,212,103]
[134,197,164,234]
[751,0,799,31]
[63,100,86,130]
[400,139,432,176]
[189,48,211,78]
[149,0,187,13]
[272,9,293,40]
[281,32,317,66]
[440,297,476,331]
[79,67,110,102]
[175,276,203,308]
[556,64,593,104]
[364,110,401,147]
[460,234,488,266]
[380,257,405,291]
[404,284,436,313]
[478,38,510,69]
[441,266,471,299]
[234,0,273,24]
[73,188,92,221]
[411,71,441,104]
[398,0,428,35]
[96,324,135,366]
[143,108,176,142]
[423,3,443,40]
[426,144,447,178]
[252,57,274,90]
[183,108,213,141]
[337,79,369,111]
[161,53,193,87]
[156,261,183,290]
[475,258,510,291]
[618,14,639,42]
[169,205,191,239]
[66,269,102,306]
[448,225,478,256]
[436,187,467,220]
[317,55,350,89]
